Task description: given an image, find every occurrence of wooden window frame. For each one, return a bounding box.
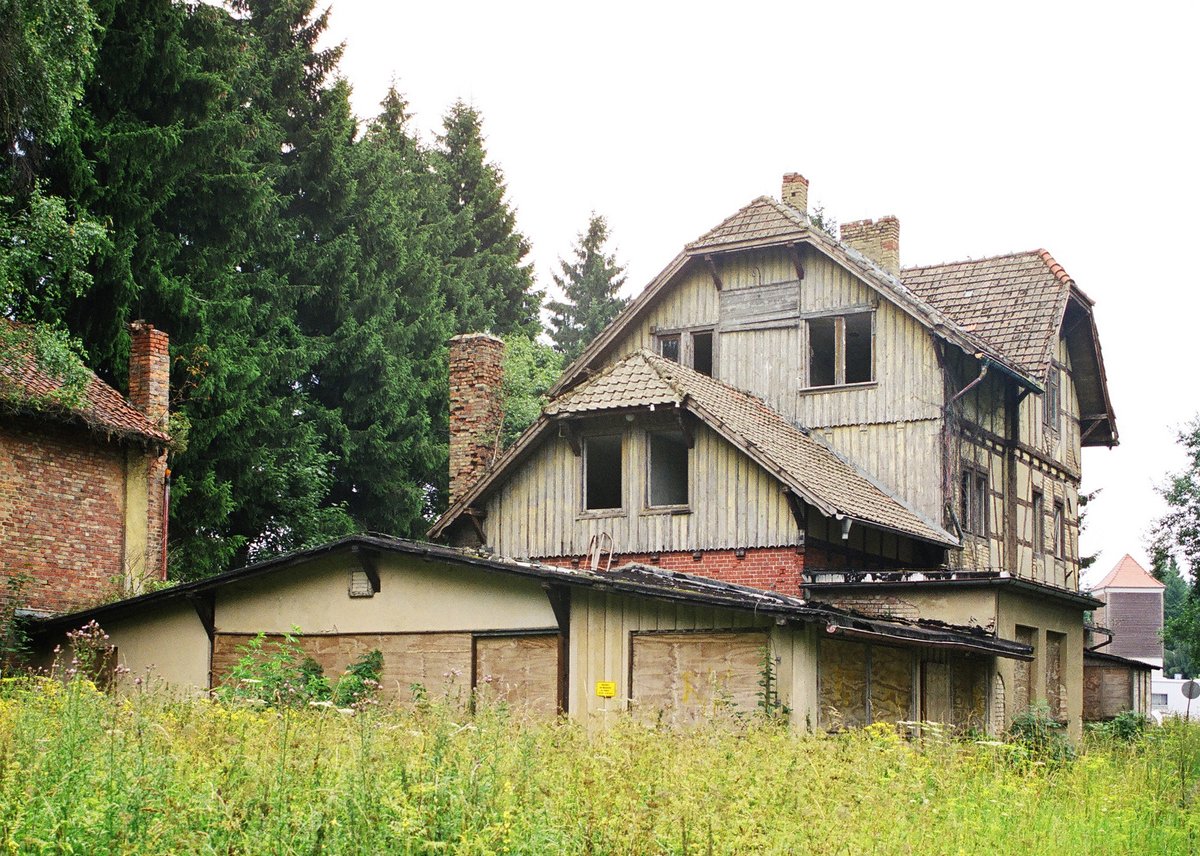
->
[1031,489,1045,555]
[654,326,717,376]
[1043,364,1061,435]
[960,464,989,537]
[803,310,875,390]
[580,433,624,516]
[644,429,692,513]
[1053,500,1066,558]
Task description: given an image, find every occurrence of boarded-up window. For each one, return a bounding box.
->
[213,632,475,702]
[819,638,869,729]
[870,645,914,723]
[1045,632,1065,720]
[473,634,560,716]
[1013,626,1036,713]
[648,430,689,507]
[584,435,622,510]
[631,631,766,726]
[922,654,990,731]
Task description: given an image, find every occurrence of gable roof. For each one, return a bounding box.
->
[0,323,170,445]
[29,533,1029,661]
[902,250,1073,384]
[549,196,1034,399]
[434,350,957,548]
[1091,554,1164,591]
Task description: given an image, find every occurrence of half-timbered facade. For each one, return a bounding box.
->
[431,173,1118,737]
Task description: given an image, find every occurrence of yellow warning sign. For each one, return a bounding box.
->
[595,681,617,698]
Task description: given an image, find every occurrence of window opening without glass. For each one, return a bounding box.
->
[584,435,622,511]
[807,312,873,387]
[648,431,689,507]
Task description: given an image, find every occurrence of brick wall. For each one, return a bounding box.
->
[840,217,901,274]
[541,546,807,597]
[0,418,128,613]
[448,333,505,504]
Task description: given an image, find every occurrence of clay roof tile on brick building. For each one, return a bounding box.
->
[0,323,170,445]
[1091,554,1165,591]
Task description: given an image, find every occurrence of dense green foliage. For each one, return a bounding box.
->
[1154,416,1200,678]
[500,333,563,448]
[546,213,627,361]
[1,0,543,579]
[0,677,1197,854]
[1155,554,1196,678]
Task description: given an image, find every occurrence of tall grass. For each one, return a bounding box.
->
[0,675,1196,854]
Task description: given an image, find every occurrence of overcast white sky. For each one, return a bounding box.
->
[322,1,1199,584]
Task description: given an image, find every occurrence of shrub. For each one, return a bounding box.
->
[1008,701,1075,762]
[1092,710,1152,744]
[331,649,384,709]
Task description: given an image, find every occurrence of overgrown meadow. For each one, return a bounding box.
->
[0,675,1196,855]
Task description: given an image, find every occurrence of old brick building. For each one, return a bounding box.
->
[1,321,171,614]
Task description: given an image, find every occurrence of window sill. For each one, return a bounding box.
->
[640,506,692,517]
[798,381,878,395]
[577,509,626,520]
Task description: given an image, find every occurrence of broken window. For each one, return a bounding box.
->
[960,466,989,536]
[1053,500,1065,558]
[648,430,689,507]
[806,312,873,388]
[584,435,622,511]
[1032,489,1045,554]
[1044,366,1061,433]
[657,334,681,363]
[656,329,714,376]
[691,330,714,376]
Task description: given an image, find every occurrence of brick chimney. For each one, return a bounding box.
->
[839,217,901,276]
[781,173,809,214]
[128,320,170,583]
[448,333,505,504]
[129,320,170,427]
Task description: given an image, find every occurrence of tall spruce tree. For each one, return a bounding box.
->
[434,100,540,337]
[546,213,627,361]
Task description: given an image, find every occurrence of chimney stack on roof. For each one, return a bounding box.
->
[840,217,901,276]
[781,173,809,214]
[448,333,506,505]
[128,320,170,427]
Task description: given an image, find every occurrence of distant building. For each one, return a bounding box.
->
[1089,554,1164,669]
[1151,677,1200,721]
[1,321,171,614]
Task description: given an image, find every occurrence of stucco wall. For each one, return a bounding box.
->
[995,589,1085,740]
[103,602,211,691]
[214,554,557,636]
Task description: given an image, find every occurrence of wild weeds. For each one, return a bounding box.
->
[0,675,1196,854]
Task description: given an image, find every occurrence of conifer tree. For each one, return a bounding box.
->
[434,101,541,337]
[546,213,628,361]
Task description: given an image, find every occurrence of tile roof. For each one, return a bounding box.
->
[31,533,1029,660]
[901,250,1073,383]
[459,351,956,548]
[1091,554,1165,591]
[685,195,809,253]
[0,322,170,445]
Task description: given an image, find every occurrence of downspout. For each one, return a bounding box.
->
[943,358,989,534]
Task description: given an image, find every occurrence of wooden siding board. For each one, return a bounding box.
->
[473,634,560,715]
[631,630,768,725]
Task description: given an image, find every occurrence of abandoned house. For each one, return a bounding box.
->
[25,173,1129,737]
[430,173,1122,738]
[1,321,171,614]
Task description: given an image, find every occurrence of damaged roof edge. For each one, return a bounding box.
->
[29,533,1030,661]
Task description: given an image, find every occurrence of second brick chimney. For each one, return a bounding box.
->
[129,320,170,428]
[839,217,901,276]
[781,172,809,214]
[127,320,171,584]
[448,333,505,504]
